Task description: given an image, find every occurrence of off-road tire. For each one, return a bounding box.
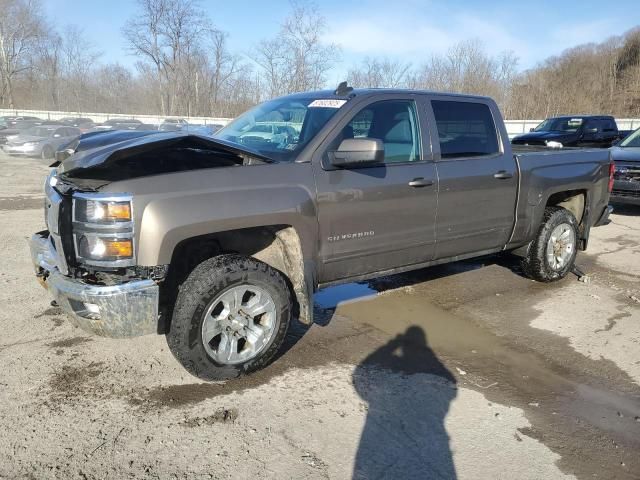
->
[167,254,292,381]
[521,206,578,282]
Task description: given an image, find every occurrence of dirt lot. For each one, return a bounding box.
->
[0,151,639,480]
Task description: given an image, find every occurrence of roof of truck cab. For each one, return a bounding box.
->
[546,115,615,120]
[282,88,493,101]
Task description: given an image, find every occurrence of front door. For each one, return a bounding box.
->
[312,97,438,283]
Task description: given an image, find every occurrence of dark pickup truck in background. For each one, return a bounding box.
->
[512,115,625,148]
[611,127,640,205]
[30,86,614,380]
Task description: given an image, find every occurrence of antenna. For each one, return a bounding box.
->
[334,81,353,96]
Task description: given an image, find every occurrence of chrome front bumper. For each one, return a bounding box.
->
[30,232,159,338]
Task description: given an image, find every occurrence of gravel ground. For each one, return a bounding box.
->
[0,151,639,480]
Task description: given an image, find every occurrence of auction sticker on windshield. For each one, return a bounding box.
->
[309,99,347,108]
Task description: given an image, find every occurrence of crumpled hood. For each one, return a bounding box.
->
[60,131,271,172]
[610,146,640,163]
[57,131,272,189]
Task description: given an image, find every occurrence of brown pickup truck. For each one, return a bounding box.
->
[30,86,613,380]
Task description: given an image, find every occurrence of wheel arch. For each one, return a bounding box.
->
[162,225,314,328]
[545,190,585,223]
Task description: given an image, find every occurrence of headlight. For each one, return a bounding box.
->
[76,234,133,262]
[23,141,38,146]
[74,197,132,223]
[72,193,135,267]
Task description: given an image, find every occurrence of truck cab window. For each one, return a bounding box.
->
[432,100,499,159]
[328,100,421,164]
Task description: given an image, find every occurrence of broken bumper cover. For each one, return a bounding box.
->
[29,232,159,338]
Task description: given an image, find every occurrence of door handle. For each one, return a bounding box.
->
[408,177,434,188]
[493,170,513,180]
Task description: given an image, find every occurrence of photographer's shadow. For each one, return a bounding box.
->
[352,326,457,480]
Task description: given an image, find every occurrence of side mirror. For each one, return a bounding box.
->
[330,138,384,168]
[55,148,75,162]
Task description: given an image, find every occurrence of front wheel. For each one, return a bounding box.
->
[521,206,579,282]
[167,255,292,381]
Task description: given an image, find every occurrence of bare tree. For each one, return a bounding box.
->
[207,30,242,114]
[123,0,207,115]
[35,27,62,110]
[347,57,412,88]
[3,2,640,121]
[60,26,102,111]
[254,1,339,97]
[0,0,45,107]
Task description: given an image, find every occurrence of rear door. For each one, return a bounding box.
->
[312,95,438,283]
[427,97,518,259]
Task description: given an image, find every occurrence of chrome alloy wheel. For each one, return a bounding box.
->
[546,223,576,271]
[201,285,278,365]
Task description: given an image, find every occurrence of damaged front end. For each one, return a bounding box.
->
[31,170,161,337]
[31,132,269,338]
[611,163,640,205]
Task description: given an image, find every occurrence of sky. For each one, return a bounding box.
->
[43,0,640,83]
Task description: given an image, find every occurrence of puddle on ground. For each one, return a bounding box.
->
[115,261,640,477]
[314,282,377,309]
[326,286,640,478]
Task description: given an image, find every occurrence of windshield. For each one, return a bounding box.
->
[534,117,584,132]
[25,127,55,137]
[214,96,346,161]
[620,128,640,148]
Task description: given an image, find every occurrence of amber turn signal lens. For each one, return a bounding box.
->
[105,203,131,221]
[104,240,133,258]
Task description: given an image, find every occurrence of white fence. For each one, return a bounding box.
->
[0,108,232,127]
[2,108,639,138]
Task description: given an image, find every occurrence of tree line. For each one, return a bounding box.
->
[1,0,639,119]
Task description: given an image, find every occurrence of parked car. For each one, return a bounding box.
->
[188,124,223,136]
[30,86,613,381]
[93,118,150,131]
[0,119,47,145]
[236,122,299,147]
[0,115,41,130]
[3,124,81,159]
[59,117,95,132]
[512,115,623,148]
[610,127,640,205]
[158,118,189,131]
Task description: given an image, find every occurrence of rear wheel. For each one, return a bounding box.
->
[167,254,292,381]
[521,206,578,282]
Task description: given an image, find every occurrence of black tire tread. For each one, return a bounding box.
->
[167,254,291,381]
[521,206,578,282]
